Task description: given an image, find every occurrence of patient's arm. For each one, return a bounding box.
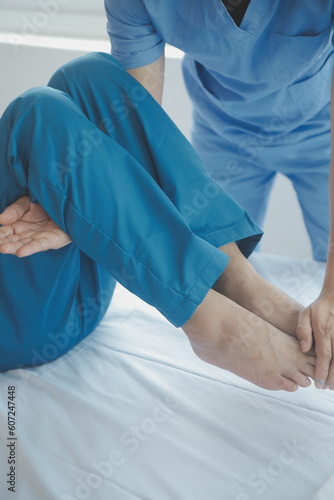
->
[0,195,71,257]
[296,69,334,390]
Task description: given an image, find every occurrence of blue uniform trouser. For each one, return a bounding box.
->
[192,112,331,262]
[0,52,261,372]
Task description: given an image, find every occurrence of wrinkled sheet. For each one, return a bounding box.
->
[0,253,333,500]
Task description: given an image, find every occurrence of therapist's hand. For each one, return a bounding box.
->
[0,195,71,257]
[296,292,334,390]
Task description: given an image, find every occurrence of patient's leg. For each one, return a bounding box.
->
[0,63,313,389]
[47,53,303,337]
[213,242,303,336]
[0,86,229,329]
[47,52,262,258]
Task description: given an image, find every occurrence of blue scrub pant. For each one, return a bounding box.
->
[193,114,331,262]
[0,52,261,372]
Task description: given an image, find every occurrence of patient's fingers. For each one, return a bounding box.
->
[17,237,70,257]
[0,195,30,225]
[15,238,49,258]
[0,228,71,257]
[0,233,23,242]
[0,237,34,256]
[296,308,314,353]
[0,233,34,250]
[0,236,50,257]
[0,225,15,238]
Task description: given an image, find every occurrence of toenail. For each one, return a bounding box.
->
[315,379,325,389]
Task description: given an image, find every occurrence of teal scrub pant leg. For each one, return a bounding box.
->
[0,52,262,371]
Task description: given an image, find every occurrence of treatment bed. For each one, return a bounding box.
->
[0,252,334,500]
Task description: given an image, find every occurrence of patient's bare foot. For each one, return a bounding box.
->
[182,289,315,392]
[214,243,303,337]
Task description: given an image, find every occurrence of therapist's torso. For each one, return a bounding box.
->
[106,0,334,141]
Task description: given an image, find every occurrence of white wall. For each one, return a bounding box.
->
[0,36,312,260]
[0,0,107,39]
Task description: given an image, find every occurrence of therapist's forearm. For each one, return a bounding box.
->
[323,158,334,290]
[322,69,334,290]
[126,53,165,105]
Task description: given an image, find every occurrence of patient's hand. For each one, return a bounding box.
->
[297,293,334,390]
[0,195,71,257]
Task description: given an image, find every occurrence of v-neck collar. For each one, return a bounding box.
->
[210,0,267,45]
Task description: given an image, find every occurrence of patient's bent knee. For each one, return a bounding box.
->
[48,52,127,95]
[4,86,74,126]
[48,52,107,90]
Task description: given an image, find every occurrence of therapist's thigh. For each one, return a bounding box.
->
[190,121,276,227]
[194,147,276,228]
[287,170,329,262]
[278,131,330,262]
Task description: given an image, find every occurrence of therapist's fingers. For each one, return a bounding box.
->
[0,195,30,225]
[324,339,334,389]
[296,308,314,353]
[313,326,333,390]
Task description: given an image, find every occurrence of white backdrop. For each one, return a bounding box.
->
[0,0,106,38]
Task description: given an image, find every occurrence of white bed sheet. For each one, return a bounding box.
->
[0,253,334,500]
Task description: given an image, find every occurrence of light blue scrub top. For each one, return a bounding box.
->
[105,0,334,145]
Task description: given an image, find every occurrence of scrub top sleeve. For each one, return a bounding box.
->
[104,0,165,69]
